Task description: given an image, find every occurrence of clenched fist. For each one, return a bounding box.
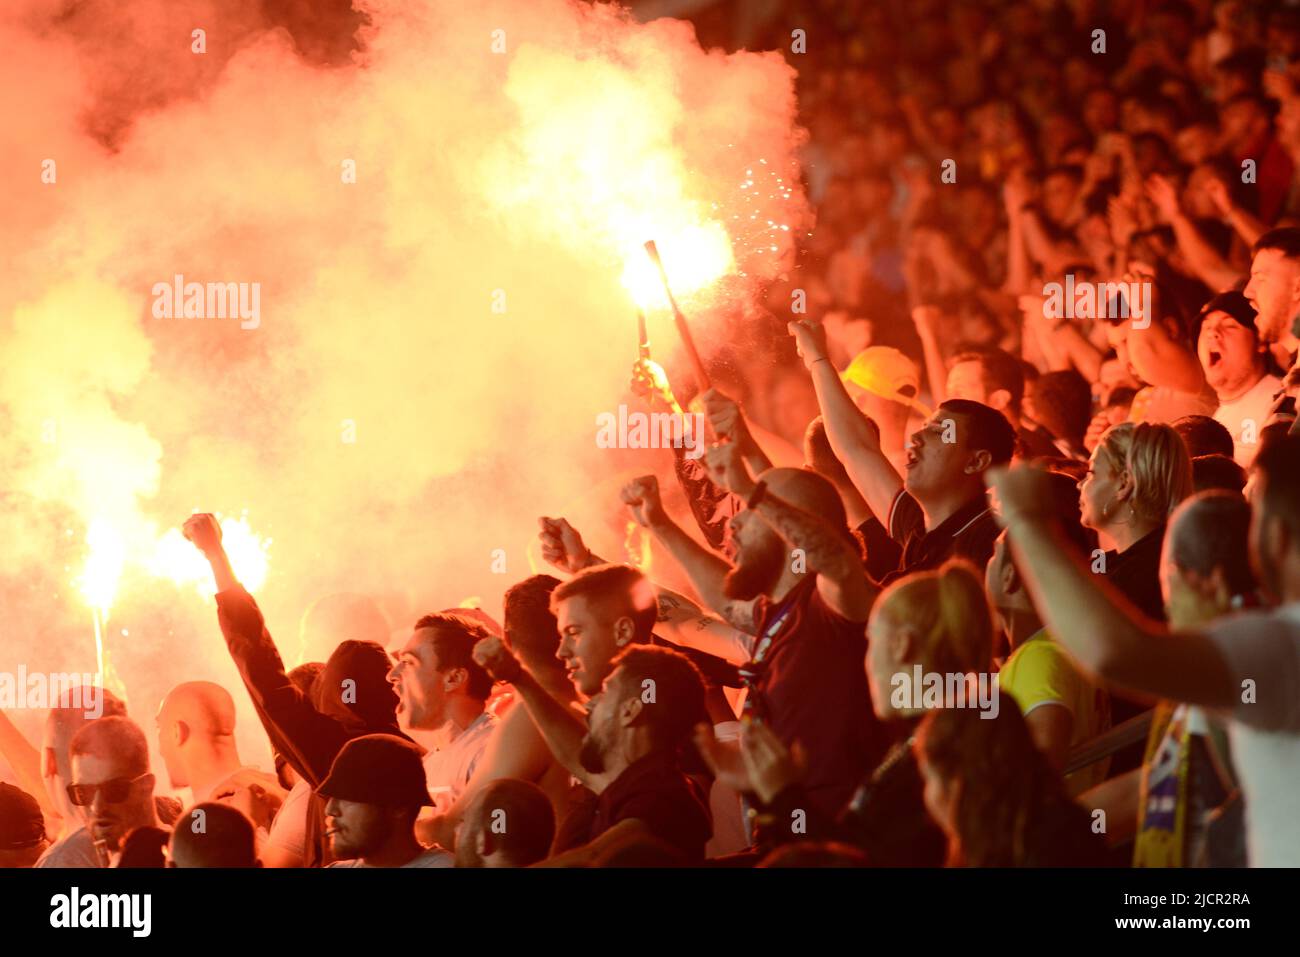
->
[182,513,223,556]
[538,516,593,573]
[620,475,667,529]
[788,319,830,371]
[472,635,523,685]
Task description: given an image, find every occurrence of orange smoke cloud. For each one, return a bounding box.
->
[0,0,808,764]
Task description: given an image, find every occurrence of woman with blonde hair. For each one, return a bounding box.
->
[1077,420,1193,773]
[698,560,997,866]
[1078,421,1193,622]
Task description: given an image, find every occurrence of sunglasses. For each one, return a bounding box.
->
[67,772,150,807]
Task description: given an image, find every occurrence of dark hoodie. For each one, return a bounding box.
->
[215,586,410,867]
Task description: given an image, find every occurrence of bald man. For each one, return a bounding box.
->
[620,457,887,820]
[155,682,284,825]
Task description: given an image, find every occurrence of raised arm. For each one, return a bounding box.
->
[911,305,950,406]
[472,637,609,793]
[988,465,1237,707]
[182,513,351,786]
[789,319,904,522]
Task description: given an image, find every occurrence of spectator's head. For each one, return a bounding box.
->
[1082,86,1119,135]
[867,561,994,721]
[1195,292,1267,401]
[915,700,1074,867]
[42,687,126,823]
[1041,164,1083,225]
[904,400,1016,503]
[155,681,238,792]
[68,716,156,857]
[1172,414,1235,459]
[1080,422,1193,537]
[1246,228,1300,347]
[168,802,260,868]
[577,646,705,776]
[115,826,168,867]
[386,612,493,732]
[315,639,402,733]
[296,592,390,667]
[946,349,1026,422]
[1024,370,1092,450]
[1220,92,1273,149]
[1097,358,1141,408]
[987,472,1093,629]
[454,779,555,868]
[551,563,657,697]
[1192,453,1247,494]
[1247,433,1300,603]
[1162,491,1256,629]
[0,782,48,868]
[317,734,432,864]
[726,467,851,602]
[804,414,874,487]
[503,574,563,671]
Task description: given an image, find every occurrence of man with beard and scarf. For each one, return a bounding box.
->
[990,434,1300,866]
[183,513,412,867]
[619,441,885,823]
[472,639,711,863]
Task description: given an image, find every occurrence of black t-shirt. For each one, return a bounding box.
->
[751,577,887,819]
[1102,524,1167,775]
[590,750,712,861]
[865,489,1000,586]
[1102,525,1167,624]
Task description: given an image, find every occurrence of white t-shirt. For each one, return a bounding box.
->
[35,826,100,868]
[1206,601,1300,866]
[327,848,453,868]
[1212,374,1282,466]
[422,711,496,815]
[262,778,312,866]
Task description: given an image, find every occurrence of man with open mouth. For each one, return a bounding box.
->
[1196,291,1283,466]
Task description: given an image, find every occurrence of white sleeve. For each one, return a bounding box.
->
[1206,611,1300,732]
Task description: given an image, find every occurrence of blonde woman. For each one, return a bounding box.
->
[1078,421,1193,622]
[1077,421,1192,773]
[698,560,995,867]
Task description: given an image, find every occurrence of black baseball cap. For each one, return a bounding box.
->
[0,782,45,850]
[1194,291,1258,341]
[317,734,432,809]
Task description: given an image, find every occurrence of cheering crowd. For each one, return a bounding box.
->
[4,0,1300,868]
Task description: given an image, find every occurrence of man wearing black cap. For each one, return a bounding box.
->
[321,734,452,868]
[0,782,48,867]
[1195,291,1282,466]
